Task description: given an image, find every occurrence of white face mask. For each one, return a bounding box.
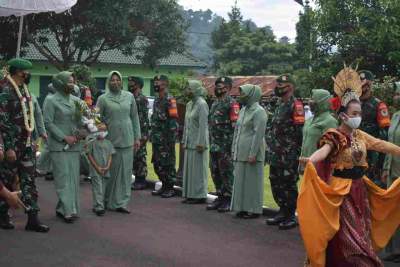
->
[344,116,362,129]
[98,131,108,139]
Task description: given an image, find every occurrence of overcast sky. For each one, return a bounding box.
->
[179,0,308,42]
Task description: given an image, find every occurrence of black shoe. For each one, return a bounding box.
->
[186,198,206,204]
[393,255,400,263]
[278,218,298,230]
[45,173,54,181]
[151,188,165,196]
[217,198,231,213]
[93,209,105,216]
[25,212,50,233]
[161,189,176,198]
[241,212,260,219]
[116,207,131,214]
[0,214,15,230]
[56,211,74,224]
[206,197,222,210]
[266,211,287,226]
[235,211,247,218]
[132,182,147,191]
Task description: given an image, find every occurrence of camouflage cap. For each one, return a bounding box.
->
[358,70,375,81]
[128,76,144,88]
[276,74,295,85]
[153,74,169,82]
[7,58,32,70]
[215,76,233,86]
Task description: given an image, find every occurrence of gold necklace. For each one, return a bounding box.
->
[6,75,35,145]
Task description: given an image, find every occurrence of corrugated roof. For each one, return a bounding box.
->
[23,36,206,68]
[200,76,278,96]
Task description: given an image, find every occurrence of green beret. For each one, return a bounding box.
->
[358,70,375,81]
[215,76,233,86]
[52,71,73,91]
[276,74,295,85]
[128,76,144,88]
[153,74,168,82]
[7,58,32,70]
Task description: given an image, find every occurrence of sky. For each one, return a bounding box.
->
[179,0,309,42]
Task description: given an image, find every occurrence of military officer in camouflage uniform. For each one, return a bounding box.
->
[207,77,238,212]
[266,74,304,230]
[150,75,178,198]
[0,59,49,232]
[359,70,390,188]
[128,76,150,190]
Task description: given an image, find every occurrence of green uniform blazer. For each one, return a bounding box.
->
[97,90,141,148]
[232,102,268,162]
[182,97,209,149]
[43,92,82,152]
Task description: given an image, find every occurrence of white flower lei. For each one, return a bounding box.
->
[6,75,35,144]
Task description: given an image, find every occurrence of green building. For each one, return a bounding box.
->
[20,42,206,105]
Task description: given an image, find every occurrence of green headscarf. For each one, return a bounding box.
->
[52,71,73,93]
[311,89,331,114]
[106,71,123,92]
[238,84,261,106]
[187,80,207,99]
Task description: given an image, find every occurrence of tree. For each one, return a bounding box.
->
[0,0,187,70]
[211,4,295,76]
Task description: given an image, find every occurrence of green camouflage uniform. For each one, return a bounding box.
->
[150,94,178,189]
[133,93,149,183]
[0,78,39,214]
[360,96,389,187]
[267,96,303,217]
[209,95,236,197]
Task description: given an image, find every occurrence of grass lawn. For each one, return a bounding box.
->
[145,143,278,208]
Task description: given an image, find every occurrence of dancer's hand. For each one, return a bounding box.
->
[6,149,16,162]
[248,156,257,164]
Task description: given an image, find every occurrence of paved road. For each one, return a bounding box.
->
[0,178,396,267]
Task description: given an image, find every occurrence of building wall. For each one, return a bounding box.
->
[29,61,196,98]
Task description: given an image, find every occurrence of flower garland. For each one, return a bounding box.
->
[6,74,35,144]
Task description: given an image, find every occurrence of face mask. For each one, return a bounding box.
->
[24,73,31,85]
[65,84,74,94]
[344,116,362,129]
[238,95,248,105]
[98,131,108,139]
[274,87,287,97]
[215,88,226,97]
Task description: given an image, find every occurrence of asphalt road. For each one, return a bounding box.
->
[0,178,396,267]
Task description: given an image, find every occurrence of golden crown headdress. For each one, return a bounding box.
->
[331,64,362,107]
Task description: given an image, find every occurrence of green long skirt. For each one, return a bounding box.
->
[105,147,134,210]
[51,151,80,216]
[231,161,264,214]
[37,142,52,173]
[182,149,208,199]
[385,176,400,255]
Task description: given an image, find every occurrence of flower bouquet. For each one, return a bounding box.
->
[63,101,105,151]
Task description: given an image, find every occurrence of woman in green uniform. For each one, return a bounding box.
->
[382,85,400,263]
[182,80,209,204]
[231,84,268,219]
[96,71,141,213]
[43,71,82,223]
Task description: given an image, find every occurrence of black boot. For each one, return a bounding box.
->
[217,197,231,213]
[266,209,287,226]
[0,213,15,230]
[161,188,176,198]
[25,212,50,233]
[206,196,222,210]
[278,216,298,230]
[152,183,165,196]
